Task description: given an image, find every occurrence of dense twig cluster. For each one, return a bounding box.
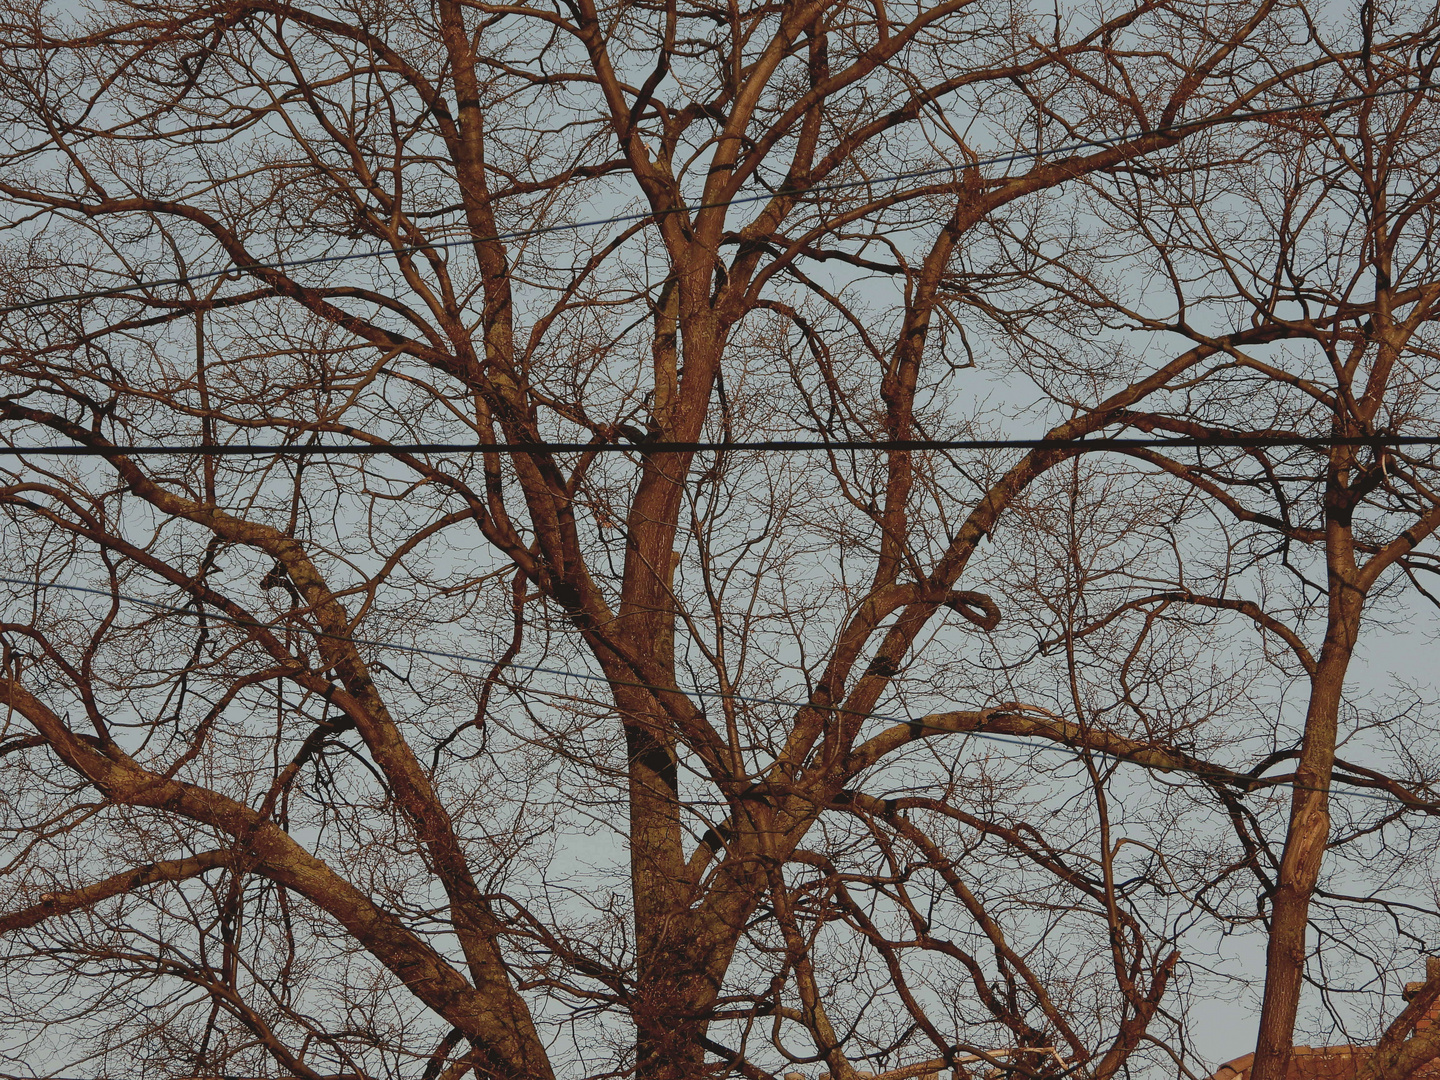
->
[1,1,1440,1079]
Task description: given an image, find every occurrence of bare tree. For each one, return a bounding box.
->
[1,0,1439,1079]
[998,13,1440,1076]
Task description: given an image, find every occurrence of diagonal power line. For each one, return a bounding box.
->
[0,574,1430,809]
[0,81,1433,317]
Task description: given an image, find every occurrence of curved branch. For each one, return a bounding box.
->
[0,849,235,935]
[845,705,1252,783]
[0,673,548,1080]
[1052,590,1317,676]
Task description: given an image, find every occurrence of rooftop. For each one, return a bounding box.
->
[1210,1045,1440,1080]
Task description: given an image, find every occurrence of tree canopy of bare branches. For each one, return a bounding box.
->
[3,1,1440,1079]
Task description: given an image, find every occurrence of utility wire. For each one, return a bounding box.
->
[0,80,1433,318]
[0,434,1435,457]
[0,575,1429,810]
[0,73,1434,1080]
[0,577,1058,757]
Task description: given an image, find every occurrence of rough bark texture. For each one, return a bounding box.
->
[1,1,1439,1078]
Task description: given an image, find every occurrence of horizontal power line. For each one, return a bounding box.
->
[0,434,1435,457]
[0,575,1428,809]
[0,80,1433,318]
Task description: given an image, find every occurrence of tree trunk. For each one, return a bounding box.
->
[1250,510,1365,1080]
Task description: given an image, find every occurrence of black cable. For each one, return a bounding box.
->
[0,575,1428,809]
[0,80,1432,318]
[0,434,1435,457]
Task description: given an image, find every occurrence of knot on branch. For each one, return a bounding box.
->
[944,590,1000,631]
